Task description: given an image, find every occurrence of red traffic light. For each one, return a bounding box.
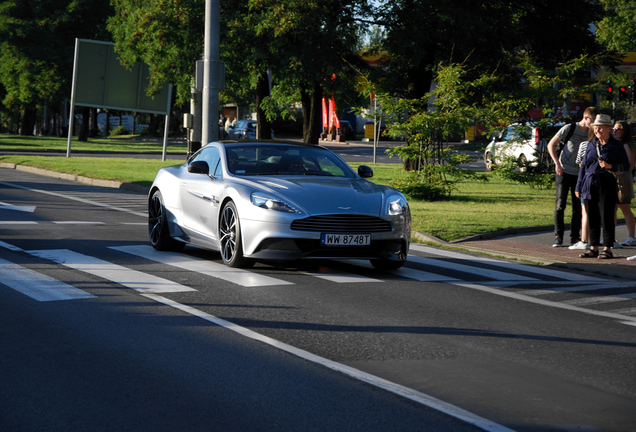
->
[608,86,613,93]
[620,86,628,93]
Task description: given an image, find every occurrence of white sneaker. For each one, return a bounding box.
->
[614,241,624,249]
[627,255,636,261]
[568,241,589,250]
[622,237,636,246]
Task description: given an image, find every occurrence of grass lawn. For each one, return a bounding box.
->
[0,133,187,154]
[0,133,603,241]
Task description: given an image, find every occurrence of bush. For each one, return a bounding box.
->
[109,125,130,137]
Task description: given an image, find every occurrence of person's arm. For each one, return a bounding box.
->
[624,144,635,172]
[547,135,563,176]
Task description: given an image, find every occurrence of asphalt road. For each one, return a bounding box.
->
[1,167,635,432]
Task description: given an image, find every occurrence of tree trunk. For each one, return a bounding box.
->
[255,73,272,139]
[20,105,37,136]
[77,106,90,141]
[300,82,321,144]
[89,108,98,137]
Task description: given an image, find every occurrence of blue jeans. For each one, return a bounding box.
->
[554,172,581,243]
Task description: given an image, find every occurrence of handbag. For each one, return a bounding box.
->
[596,142,632,204]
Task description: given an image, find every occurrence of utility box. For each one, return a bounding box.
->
[183,113,193,129]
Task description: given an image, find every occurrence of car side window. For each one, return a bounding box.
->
[192,147,221,175]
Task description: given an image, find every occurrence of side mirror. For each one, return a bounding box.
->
[188,160,210,174]
[358,165,373,178]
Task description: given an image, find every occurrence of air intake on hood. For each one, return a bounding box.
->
[291,215,392,233]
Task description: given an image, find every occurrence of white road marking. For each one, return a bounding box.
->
[613,308,636,316]
[0,180,147,217]
[142,293,515,432]
[0,258,95,301]
[0,240,24,252]
[0,221,37,225]
[453,282,636,325]
[304,266,383,283]
[515,282,636,296]
[28,249,196,293]
[0,201,36,212]
[345,259,460,282]
[111,245,292,287]
[408,255,537,282]
[410,244,605,281]
[53,221,105,225]
[562,296,631,306]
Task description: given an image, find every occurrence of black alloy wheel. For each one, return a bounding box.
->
[219,201,254,268]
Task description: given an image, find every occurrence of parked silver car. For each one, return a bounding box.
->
[148,140,411,269]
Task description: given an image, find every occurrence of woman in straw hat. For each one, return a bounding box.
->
[575,114,629,259]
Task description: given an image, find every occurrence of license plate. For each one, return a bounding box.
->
[321,233,371,246]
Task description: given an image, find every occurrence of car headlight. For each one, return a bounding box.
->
[251,192,301,214]
[385,194,408,216]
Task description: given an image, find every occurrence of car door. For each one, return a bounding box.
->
[179,147,225,239]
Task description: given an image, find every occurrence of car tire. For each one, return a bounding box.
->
[219,201,254,268]
[370,258,406,270]
[518,154,528,173]
[148,190,185,252]
[485,152,494,171]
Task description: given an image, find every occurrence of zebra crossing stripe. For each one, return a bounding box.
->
[27,249,196,294]
[407,255,538,282]
[410,244,604,282]
[110,245,293,287]
[0,258,95,301]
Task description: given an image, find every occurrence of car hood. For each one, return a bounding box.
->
[251,176,386,215]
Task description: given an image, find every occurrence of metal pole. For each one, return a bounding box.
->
[201,0,220,146]
[67,39,81,157]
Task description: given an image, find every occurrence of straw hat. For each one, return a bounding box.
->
[591,113,613,126]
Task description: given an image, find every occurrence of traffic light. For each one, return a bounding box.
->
[620,86,628,101]
[608,85,614,95]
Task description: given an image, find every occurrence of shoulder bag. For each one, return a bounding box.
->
[596,142,631,204]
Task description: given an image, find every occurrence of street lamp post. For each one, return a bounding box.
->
[201,0,221,147]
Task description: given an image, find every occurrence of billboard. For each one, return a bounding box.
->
[72,39,171,114]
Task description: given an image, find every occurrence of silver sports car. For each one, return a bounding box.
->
[148,140,411,269]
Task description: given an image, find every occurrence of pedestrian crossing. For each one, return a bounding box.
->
[1,239,636,321]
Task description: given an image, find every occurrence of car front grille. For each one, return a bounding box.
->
[290,214,392,233]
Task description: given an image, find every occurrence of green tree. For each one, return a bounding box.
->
[0,0,113,136]
[372,0,605,100]
[596,0,636,51]
[252,0,368,143]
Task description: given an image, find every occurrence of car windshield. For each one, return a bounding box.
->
[226,144,355,177]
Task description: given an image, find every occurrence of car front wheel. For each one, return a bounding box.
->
[485,152,494,171]
[148,190,185,252]
[219,201,254,268]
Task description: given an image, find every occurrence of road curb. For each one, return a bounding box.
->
[0,162,150,195]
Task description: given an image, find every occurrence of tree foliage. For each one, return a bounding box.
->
[0,0,112,133]
[596,0,636,51]
[372,0,605,100]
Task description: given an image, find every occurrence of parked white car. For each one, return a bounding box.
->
[484,123,559,172]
